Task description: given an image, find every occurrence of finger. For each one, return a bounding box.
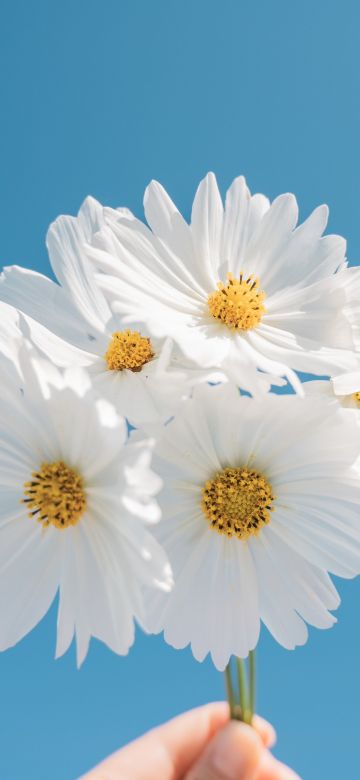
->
[256,749,302,780]
[252,715,277,749]
[184,721,263,780]
[80,704,277,780]
[80,702,229,780]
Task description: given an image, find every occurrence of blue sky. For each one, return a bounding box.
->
[1,1,360,778]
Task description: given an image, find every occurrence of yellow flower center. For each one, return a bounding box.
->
[201,466,275,540]
[23,461,87,529]
[105,329,154,372]
[352,391,360,407]
[208,272,266,330]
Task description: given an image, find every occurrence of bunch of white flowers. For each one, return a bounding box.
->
[1,172,360,722]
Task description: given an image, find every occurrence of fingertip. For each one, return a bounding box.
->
[253,715,277,748]
[209,720,263,778]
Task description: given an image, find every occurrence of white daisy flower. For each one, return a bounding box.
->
[145,382,360,671]
[88,173,360,393]
[304,372,360,410]
[0,340,172,665]
[0,200,193,427]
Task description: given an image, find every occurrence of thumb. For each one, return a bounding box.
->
[184,720,263,780]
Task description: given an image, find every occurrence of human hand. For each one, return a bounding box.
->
[80,702,301,779]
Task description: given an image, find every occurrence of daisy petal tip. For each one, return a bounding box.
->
[144,178,162,197]
[328,614,337,627]
[211,655,230,673]
[54,640,72,662]
[232,173,247,188]
[80,194,101,212]
[320,202,329,221]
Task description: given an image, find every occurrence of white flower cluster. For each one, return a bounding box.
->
[1,172,360,671]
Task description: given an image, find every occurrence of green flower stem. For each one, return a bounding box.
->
[224,653,257,723]
[236,658,249,722]
[225,661,236,719]
[248,649,256,723]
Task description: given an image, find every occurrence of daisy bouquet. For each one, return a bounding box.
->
[1,173,360,729]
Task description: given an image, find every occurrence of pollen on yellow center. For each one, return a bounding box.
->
[23,461,87,529]
[105,329,154,372]
[201,466,275,540]
[208,272,266,330]
[352,391,360,407]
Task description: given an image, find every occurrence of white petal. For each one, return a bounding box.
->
[272,504,360,578]
[248,278,358,374]
[0,266,95,349]
[249,533,308,649]
[56,533,76,658]
[43,385,125,481]
[77,196,104,237]
[221,176,251,275]
[60,519,136,666]
[260,527,338,628]
[47,214,111,332]
[0,518,60,650]
[244,193,299,283]
[332,371,360,395]
[191,172,223,282]
[144,180,195,274]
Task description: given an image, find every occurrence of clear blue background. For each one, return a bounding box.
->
[1,1,360,778]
